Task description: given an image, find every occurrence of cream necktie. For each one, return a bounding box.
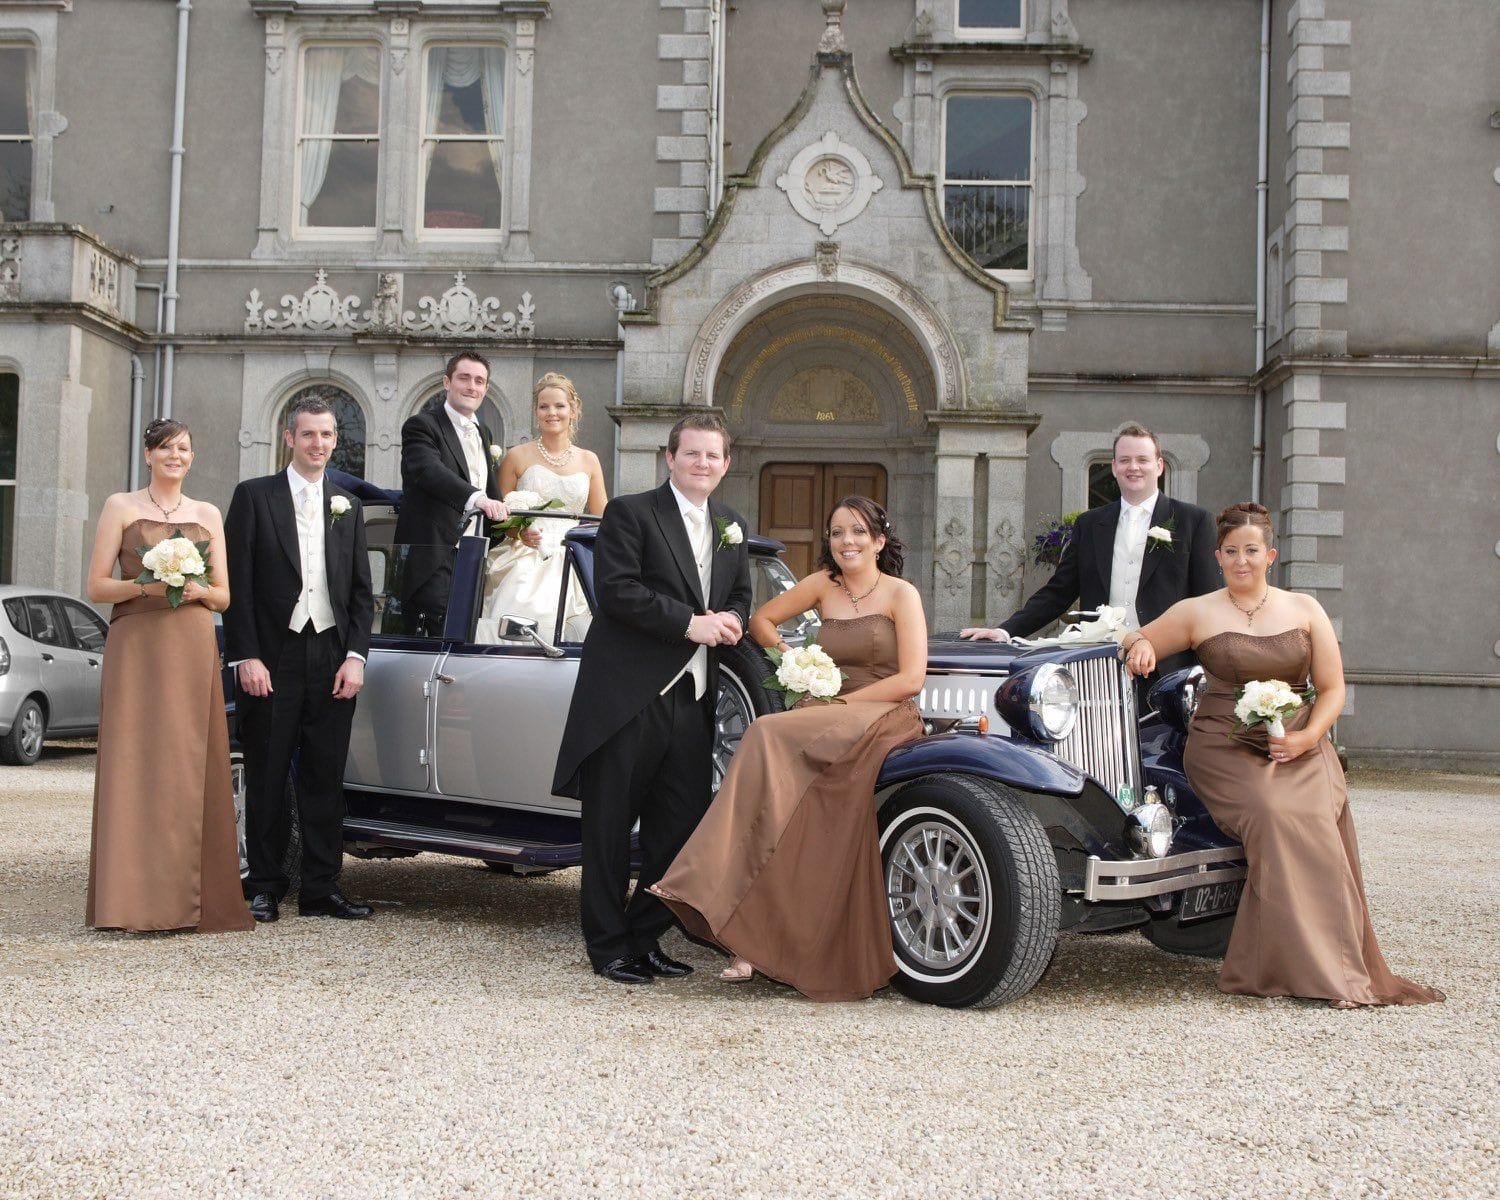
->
[460,421,484,490]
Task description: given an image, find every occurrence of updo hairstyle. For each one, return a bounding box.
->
[817,495,905,579]
[1215,501,1275,548]
[144,417,190,451]
[533,371,582,433]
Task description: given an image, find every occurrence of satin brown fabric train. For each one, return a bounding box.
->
[656,615,922,1001]
[86,519,254,934]
[1184,629,1440,1006]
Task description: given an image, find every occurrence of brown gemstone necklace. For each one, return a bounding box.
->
[146,485,183,520]
[1227,587,1270,626]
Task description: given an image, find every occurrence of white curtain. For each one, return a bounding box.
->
[424,47,505,192]
[299,47,380,222]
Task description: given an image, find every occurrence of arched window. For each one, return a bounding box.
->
[277,383,367,478]
[417,389,506,447]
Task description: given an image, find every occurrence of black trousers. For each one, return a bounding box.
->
[578,676,714,969]
[239,626,356,901]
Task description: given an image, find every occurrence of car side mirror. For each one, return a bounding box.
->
[498,614,565,659]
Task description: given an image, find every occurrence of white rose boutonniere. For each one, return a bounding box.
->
[716,518,743,551]
[329,495,351,523]
[1146,522,1174,553]
[489,443,502,463]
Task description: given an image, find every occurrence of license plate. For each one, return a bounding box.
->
[1178,878,1244,924]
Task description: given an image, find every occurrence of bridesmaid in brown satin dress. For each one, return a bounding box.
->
[84,418,253,934]
[651,497,926,1000]
[1125,503,1440,1008]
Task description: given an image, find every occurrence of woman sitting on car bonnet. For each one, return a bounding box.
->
[1124,502,1441,1008]
[651,496,926,1001]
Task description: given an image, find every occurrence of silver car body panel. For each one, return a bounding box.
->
[345,648,440,794]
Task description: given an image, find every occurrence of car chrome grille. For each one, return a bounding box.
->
[1054,655,1141,801]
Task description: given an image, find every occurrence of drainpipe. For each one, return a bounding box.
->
[160,0,192,419]
[129,356,145,490]
[609,282,635,491]
[1250,0,1271,503]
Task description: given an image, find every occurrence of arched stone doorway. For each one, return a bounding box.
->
[712,294,937,582]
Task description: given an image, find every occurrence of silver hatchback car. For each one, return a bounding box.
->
[0,585,108,764]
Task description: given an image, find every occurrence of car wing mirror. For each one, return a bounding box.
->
[498,614,565,659]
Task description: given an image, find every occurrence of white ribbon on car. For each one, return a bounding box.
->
[1011,605,1132,648]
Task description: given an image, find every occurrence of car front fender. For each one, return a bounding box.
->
[878,732,1087,798]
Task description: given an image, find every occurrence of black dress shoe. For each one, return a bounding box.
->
[595,955,654,985]
[641,947,694,977]
[248,893,279,923]
[297,891,373,920]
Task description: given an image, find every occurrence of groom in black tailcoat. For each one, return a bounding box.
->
[962,422,1218,677]
[392,349,508,635]
[225,396,374,922]
[553,412,753,985]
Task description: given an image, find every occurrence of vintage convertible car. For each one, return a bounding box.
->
[232,506,1247,1008]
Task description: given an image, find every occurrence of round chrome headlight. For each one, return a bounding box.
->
[1028,663,1079,741]
[1128,802,1173,859]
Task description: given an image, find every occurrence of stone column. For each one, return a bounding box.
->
[927,411,1037,630]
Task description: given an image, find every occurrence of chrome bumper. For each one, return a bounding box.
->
[1081,846,1248,902]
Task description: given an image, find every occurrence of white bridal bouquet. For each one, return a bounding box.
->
[495,489,567,533]
[1233,678,1315,741]
[135,529,211,609]
[764,641,847,704]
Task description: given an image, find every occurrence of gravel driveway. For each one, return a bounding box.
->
[1,748,1495,1200]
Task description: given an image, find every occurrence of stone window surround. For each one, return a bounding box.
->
[0,4,67,223]
[1049,428,1209,512]
[251,4,542,264]
[895,45,1091,317]
[937,86,1037,281]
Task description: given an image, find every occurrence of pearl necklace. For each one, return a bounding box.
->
[146,486,183,520]
[1227,588,1270,626]
[536,440,574,469]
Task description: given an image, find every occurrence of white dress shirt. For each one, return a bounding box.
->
[661,481,712,700]
[287,467,336,635]
[1108,492,1159,630]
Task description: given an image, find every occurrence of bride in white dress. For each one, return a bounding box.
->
[476,374,608,645]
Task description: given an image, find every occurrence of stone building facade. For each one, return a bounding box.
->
[0,0,1494,768]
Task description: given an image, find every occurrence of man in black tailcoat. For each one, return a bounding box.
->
[963,423,1219,678]
[392,349,508,635]
[553,412,754,985]
[225,396,374,922]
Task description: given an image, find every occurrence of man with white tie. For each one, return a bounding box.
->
[393,350,509,636]
[961,423,1218,678]
[225,396,375,922]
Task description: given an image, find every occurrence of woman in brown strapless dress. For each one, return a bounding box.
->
[84,419,253,934]
[1126,503,1440,1008]
[652,497,927,1001]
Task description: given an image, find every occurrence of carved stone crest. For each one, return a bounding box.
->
[0,237,20,299]
[403,273,535,337]
[777,131,883,237]
[244,271,537,338]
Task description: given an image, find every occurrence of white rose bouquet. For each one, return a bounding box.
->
[135,528,212,609]
[764,641,847,705]
[1233,678,1315,741]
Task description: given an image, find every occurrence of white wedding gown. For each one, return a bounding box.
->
[474,465,593,645]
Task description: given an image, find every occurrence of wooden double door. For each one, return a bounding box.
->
[758,462,888,579]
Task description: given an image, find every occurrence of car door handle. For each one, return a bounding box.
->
[435,672,456,685]
[40,653,54,663]
[88,659,100,668]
